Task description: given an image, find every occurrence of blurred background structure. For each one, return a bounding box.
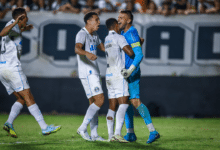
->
[0,0,220,117]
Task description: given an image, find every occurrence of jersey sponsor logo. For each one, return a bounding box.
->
[90,45,96,51]
[0,61,6,64]
[131,42,141,48]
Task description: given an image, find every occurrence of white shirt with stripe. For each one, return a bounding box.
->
[75,27,102,78]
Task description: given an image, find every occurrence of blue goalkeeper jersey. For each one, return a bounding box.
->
[121,26,143,75]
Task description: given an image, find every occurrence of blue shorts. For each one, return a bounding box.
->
[128,69,140,100]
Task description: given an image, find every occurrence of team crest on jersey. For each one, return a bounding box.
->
[94,87,99,92]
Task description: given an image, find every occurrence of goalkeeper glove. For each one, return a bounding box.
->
[121,65,136,79]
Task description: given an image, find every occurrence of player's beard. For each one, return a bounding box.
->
[119,23,126,31]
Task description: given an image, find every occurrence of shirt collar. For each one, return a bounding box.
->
[83,27,95,35]
[109,30,116,34]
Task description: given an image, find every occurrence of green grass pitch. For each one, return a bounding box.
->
[0,114,219,150]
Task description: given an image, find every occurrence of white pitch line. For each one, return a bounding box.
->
[0,139,78,145]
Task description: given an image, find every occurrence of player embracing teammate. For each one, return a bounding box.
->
[105,10,160,144]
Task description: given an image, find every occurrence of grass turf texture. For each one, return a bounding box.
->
[0,114,219,150]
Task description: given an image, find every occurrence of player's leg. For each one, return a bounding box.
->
[131,98,160,143]
[124,75,140,142]
[0,70,24,138]
[18,89,61,135]
[78,94,104,141]
[89,97,105,141]
[106,98,117,140]
[3,92,24,138]
[129,75,160,143]
[78,75,104,141]
[124,102,135,140]
[7,92,25,124]
[111,96,129,143]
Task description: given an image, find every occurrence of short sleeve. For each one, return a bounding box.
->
[5,21,20,35]
[75,31,86,45]
[118,35,129,49]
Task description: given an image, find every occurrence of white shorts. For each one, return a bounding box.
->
[80,74,103,99]
[106,77,129,99]
[0,66,30,95]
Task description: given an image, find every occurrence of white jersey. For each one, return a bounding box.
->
[76,27,102,78]
[0,19,22,68]
[104,30,128,79]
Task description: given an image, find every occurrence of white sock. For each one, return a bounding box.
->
[114,104,129,136]
[7,102,23,124]
[28,104,47,130]
[147,123,156,132]
[90,111,98,137]
[106,109,115,139]
[79,103,100,132]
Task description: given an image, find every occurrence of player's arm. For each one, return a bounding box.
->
[121,30,143,78]
[118,35,134,56]
[130,30,144,68]
[0,14,25,37]
[97,43,105,52]
[75,43,97,61]
[122,45,134,56]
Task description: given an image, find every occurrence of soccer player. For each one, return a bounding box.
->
[75,12,106,141]
[118,10,160,144]
[105,18,134,143]
[0,7,61,138]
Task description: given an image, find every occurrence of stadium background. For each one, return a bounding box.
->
[0,11,220,118]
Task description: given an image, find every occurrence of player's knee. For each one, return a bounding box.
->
[99,98,105,106]
[16,99,25,105]
[107,116,113,120]
[131,99,141,108]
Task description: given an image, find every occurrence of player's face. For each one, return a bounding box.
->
[19,13,28,28]
[115,23,120,34]
[118,13,130,30]
[88,15,100,31]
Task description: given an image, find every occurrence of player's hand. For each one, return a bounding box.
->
[25,24,34,31]
[121,65,136,79]
[86,52,97,61]
[15,14,25,24]
[140,38,144,46]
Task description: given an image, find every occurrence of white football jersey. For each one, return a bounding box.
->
[104,30,128,79]
[76,27,102,78]
[0,19,22,67]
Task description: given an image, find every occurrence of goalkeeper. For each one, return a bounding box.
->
[118,10,160,144]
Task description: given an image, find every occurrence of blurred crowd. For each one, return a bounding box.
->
[0,0,220,19]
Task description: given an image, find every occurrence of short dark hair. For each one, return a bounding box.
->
[12,7,26,19]
[84,12,98,24]
[105,18,118,30]
[120,10,133,24]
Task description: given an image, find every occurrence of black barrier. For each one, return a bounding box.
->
[1,77,220,117]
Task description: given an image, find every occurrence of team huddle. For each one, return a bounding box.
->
[0,8,160,144]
